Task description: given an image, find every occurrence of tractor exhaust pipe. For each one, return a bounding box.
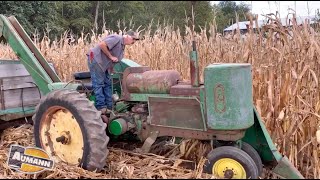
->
[190,40,200,87]
[189,1,199,87]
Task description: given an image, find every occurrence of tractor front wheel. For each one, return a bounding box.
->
[203,146,259,179]
[32,89,109,171]
[241,142,263,176]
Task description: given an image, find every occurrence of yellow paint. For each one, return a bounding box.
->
[40,107,84,165]
[20,148,49,172]
[212,158,246,179]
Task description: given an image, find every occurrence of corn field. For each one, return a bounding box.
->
[0,14,319,179]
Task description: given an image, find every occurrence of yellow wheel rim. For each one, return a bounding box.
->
[212,158,246,179]
[39,106,84,165]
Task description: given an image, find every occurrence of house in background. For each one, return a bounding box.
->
[223,15,317,35]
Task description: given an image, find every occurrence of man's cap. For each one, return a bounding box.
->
[126,30,140,40]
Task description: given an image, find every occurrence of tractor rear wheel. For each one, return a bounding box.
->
[203,146,259,179]
[32,89,109,171]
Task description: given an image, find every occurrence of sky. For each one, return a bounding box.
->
[211,1,320,19]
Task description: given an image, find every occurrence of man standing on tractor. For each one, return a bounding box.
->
[86,30,140,114]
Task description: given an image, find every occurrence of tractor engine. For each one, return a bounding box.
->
[121,67,181,98]
[107,68,181,140]
[107,103,148,139]
[108,63,255,142]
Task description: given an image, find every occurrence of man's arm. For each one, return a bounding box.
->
[99,41,118,62]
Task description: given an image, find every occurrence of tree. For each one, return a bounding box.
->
[99,1,146,31]
[54,1,94,36]
[0,1,248,39]
[140,1,214,35]
[214,1,251,33]
[0,1,58,38]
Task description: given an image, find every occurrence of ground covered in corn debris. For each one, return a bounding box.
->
[0,124,275,179]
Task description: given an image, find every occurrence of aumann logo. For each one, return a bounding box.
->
[7,144,54,174]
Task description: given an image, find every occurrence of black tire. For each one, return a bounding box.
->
[241,142,263,176]
[32,89,109,172]
[204,146,259,179]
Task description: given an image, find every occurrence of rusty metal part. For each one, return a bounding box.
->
[170,84,204,96]
[138,131,159,153]
[137,121,245,142]
[39,106,84,165]
[121,66,150,100]
[7,16,60,83]
[224,169,234,179]
[148,96,204,130]
[101,115,109,124]
[214,83,226,113]
[56,131,71,145]
[190,42,200,87]
[131,104,148,113]
[126,70,181,94]
[142,126,246,142]
[56,136,66,143]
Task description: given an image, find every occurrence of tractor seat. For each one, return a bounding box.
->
[74,71,91,80]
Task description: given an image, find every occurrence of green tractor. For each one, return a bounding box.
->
[0,15,304,179]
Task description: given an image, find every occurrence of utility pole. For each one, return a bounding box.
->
[278,1,281,18]
[307,1,310,16]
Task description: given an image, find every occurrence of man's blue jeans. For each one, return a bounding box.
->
[87,58,113,110]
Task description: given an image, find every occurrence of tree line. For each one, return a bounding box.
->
[0,1,250,40]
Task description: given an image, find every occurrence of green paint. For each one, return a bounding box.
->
[135,119,142,132]
[0,15,53,95]
[88,94,96,103]
[112,59,141,82]
[130,93,170,102]
[204,63,254,130]
[0,59,20,64]
[112,58,141,97]
[242,107,304,178]
[0,107,35,116]
[272,156,305,179]
[47,82,79,91]
[242,107,281,163]
[114,58,141,71]
[109,120,123,136]
[0,15,61,96]
[114,101,129,112]
[199,88,207,131]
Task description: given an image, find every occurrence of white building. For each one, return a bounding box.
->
[223,15,317,34]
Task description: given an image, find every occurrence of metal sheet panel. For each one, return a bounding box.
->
[149,96,205,130]
[170,84,203,96]
[0,74,40,120]
[204,63,254,130]
[0,63,29,78]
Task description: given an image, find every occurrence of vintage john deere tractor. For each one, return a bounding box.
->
[0,15,304,179]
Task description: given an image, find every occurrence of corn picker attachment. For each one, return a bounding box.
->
[0,15,304,179]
